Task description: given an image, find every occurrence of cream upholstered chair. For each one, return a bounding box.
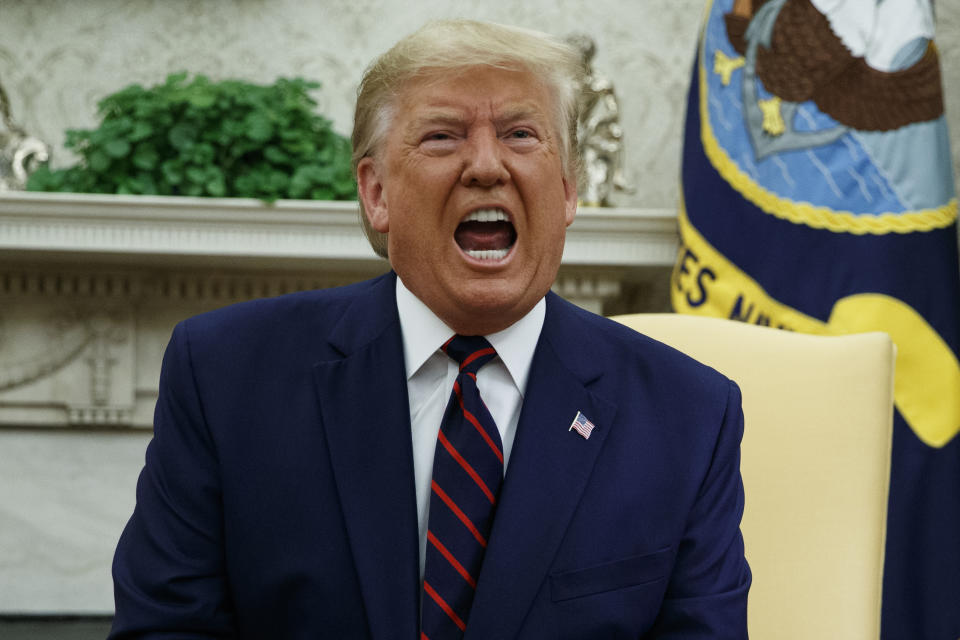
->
[610,313,895,640]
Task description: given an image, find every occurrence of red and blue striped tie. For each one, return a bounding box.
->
[420,335,503,640]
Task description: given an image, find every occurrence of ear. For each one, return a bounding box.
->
[562,174,578,227]
[357,157,390,232]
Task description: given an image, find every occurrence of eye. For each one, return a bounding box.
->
[503,127,540,150]
[419,131,460,154]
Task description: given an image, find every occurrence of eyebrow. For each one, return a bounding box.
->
[406,101,550,133]
[407,112,468,131]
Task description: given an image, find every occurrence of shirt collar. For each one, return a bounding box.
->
[396,276,545,396]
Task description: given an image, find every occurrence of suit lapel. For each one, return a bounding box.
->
[312,273,420,640]
[465,295,618,640]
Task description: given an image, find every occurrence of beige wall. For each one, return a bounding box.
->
[2,0,958,208]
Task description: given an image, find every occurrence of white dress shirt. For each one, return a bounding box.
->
[395,277,545,579]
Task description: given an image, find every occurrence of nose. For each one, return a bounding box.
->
[460,130,510,187]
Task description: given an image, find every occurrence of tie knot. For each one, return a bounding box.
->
[443,334,497,374]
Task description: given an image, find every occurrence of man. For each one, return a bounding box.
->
[111,20,750,639]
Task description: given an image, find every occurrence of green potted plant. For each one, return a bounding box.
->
[27,72,356,201]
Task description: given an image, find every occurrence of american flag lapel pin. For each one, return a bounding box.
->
[569,411,595,440]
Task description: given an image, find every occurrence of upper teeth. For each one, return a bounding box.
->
[465,209,508,223]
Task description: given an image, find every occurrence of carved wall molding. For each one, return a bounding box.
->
[552,273,623,315]
[68,406,133,427]
[0,269,370,303]
[0,311,91,392]
[0,302,134,428]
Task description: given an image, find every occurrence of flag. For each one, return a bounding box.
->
[569,411,596,440]
[673,0,960,636]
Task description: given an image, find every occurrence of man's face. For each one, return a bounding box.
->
[357,66,577,335]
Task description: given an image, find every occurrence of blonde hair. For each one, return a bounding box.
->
[352,19,584,258]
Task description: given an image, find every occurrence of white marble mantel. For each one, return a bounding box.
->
[0,191,676,267]
[0,191,677,614]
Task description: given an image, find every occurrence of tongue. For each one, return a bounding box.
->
[455,221,515,251]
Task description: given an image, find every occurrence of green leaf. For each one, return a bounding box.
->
[166,71,189,86]
[314,166,335,182]
[267,170,289,192]
[244,112,274,142]
[121,174,153,195]
[32,72,357,201]
[190,143,215,165]
[283,139,315,157]
[130,121,154,141]
[205,168,226,197]
[168,123,198,150]
[132,144,159,170]
[187,90,217,109]
[63,129,88,151]
[185,165,207,185]
[288,166,313,198]
[26,166,62,191]
[89,150,111,172]
[136,173,159,195]
[263,146,289,164]
[104,139,131,159]
[161,160,183,185]
[233,174,255,194]
[334,178,357,199]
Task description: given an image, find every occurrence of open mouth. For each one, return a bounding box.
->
[454,209,517,261]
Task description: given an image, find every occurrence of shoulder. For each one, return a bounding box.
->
[170,273,394,367]
[182,274,387,334]
[546,294,731,394]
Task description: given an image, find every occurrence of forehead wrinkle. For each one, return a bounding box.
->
[493,101,551,129]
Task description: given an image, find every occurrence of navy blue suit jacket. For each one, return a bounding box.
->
[111,272,750,639]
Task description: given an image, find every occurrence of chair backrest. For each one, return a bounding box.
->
[610,313,895,639]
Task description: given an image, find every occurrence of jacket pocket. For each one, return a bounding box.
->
[549,546,674,602]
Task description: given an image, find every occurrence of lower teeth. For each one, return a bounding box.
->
[465,248,509,260]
